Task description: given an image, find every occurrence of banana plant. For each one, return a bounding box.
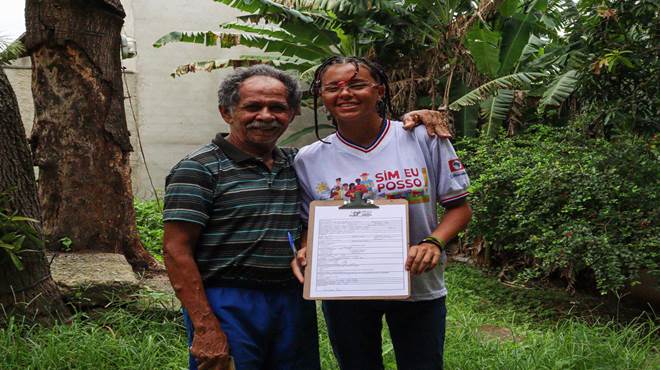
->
[455,0,581,135]
[153,0,402,79]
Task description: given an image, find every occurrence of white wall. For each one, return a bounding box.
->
[125,0,324,198]
[7,0,327,199]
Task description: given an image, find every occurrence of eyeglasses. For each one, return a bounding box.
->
[321,81,379,94]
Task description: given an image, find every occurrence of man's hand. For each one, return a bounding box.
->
[401,109,453,138]
[291,247,308,283]
[191,325,232,370]
[164,221,231,370]
[406,243,441,274]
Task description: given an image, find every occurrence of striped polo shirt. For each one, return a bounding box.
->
[163,134,300,288]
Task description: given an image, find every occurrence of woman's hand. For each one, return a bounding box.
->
[406,242,442,274]
[291,247,308,283]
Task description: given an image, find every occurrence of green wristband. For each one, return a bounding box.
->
[421,236,446,251]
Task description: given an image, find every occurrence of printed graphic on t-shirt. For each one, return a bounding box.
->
[314,167,430,204]
[448,158,467,178]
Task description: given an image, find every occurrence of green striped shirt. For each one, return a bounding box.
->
[164,134,300,288]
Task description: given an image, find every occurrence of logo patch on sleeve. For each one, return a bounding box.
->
[448,159,464,172]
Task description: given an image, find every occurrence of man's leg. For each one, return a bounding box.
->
[322,300,386,370]
[385,297,446,370]
[266,288,320,370]
[183,287,273,370]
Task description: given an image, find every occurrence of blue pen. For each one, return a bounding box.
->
[287,231,297,256]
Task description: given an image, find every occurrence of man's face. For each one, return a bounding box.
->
[220,76,294,154]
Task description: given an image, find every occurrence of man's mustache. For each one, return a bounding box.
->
[246,120,284,130]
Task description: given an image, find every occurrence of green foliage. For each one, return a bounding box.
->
[0,37,25,66]
[457,123,659,293]
[58,237,73,252]
[449,72,542,110]
[480,89,515,137]
[538,69,578,112]
[464,24,502,78]
[570,0,659,135]
[455,0,582,133]
[497,0,547,75]
[134,199,164,262]
[0,193,42,271]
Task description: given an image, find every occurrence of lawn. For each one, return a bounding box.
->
[1,264,657,369]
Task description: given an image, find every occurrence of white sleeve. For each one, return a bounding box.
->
[293,151,314,225]
[436,138,470,206]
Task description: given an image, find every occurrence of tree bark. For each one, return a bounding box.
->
[25,0,158,271]
[0,67,69,326]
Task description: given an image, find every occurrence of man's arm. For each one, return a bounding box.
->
[163,221,231,370]
[406,201,472,274]
[401,109,454,138]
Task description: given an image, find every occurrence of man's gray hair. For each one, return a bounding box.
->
[217,64,302,112]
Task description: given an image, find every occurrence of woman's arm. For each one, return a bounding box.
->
[406,201,472,274]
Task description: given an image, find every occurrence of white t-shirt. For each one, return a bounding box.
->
[294,120,470,301]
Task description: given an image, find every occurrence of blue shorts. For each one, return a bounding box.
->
[183,286,320,370]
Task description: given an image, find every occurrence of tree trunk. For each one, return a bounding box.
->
[25,0,158,271]
[0,67,69,326]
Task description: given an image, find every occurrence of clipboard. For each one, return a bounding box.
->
[303,193,410,300]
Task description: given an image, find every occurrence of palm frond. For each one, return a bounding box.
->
[538,69,578,111]
[169,55,315,78]
[217,23,294,41]
[0,37,25,66]
[283,0,399,15]
[213,0,314,22]
[518,34,545,63]
[153,30,330,60]
[481,89,514,121]
[480,89,514,137]
[220,21,339,47]
[449,72,543,110]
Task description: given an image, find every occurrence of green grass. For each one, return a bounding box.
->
[134,199,164,262]
[4,265,656,369]
[442,264,659,370]
[0,310,188,370]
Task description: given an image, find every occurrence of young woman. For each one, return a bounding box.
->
[292,56,472,370]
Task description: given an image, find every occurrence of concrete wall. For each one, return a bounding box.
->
[6,0,325,199]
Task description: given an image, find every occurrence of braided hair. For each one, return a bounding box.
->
[310,56,395,143]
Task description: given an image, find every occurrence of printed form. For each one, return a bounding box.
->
[307,203,410,299]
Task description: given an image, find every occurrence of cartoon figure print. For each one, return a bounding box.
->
[313,169,429,203]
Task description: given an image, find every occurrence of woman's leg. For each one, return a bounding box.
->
[322,300,386,370]
[385,297,446,370]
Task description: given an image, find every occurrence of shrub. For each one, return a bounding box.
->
[456,124,659,293]
[134,199,164,261]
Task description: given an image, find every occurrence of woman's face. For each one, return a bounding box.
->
[320,63,384,124]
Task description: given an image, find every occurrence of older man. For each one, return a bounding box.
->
[163,65,319,370]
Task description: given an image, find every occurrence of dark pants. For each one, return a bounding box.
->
[322,297,446,370]
[183,286,320,370]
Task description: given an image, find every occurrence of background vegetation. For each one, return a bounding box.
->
[154,0,659,295]
[458,123,658,293]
